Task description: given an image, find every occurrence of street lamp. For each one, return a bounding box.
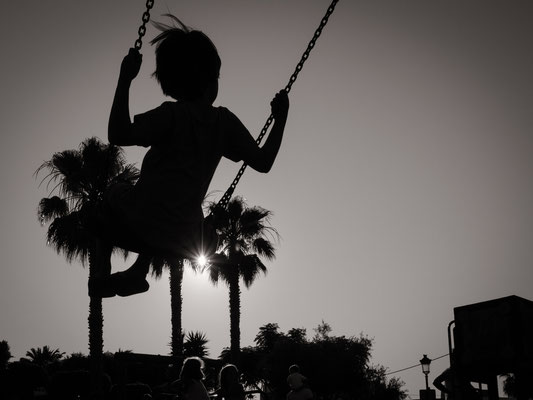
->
[420,354,431,390]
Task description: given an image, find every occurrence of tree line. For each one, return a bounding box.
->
[1,321,408,400]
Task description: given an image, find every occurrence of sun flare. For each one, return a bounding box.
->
[196,254,208,268]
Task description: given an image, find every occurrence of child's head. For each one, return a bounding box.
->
[289,364,300,374]
[219,364,239,390]
[151,15,221,102]
[180,357,205,380]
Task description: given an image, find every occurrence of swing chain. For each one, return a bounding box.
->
[285,0,339,94]
[134,0,155,50]
[215,0,340,211]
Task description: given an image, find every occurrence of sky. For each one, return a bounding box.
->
[1,0,533,396]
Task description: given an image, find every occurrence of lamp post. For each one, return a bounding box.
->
[420,354,431,390]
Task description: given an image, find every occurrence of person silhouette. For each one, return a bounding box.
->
[433,352,481,400]
[214,364,245,400]
[287,364,312,400]
[169,357,210,400]
[90,15,289,297]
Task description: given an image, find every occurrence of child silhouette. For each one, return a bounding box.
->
[214,364,245,400]
[90,16,289,297]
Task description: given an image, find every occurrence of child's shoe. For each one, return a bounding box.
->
[109,271,149,297]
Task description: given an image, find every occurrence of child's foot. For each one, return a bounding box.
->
[109,270,149,297]
[88,277,117,298]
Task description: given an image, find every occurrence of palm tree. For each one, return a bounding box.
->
[36,137,205,370]
[206,196,277,363]
[36,137,139,391]
[25,345,65,367]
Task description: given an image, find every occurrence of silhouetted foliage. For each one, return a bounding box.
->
[254,323,284,351]
[231,322,406,400]
[0,340,12,369]
[26,345,65,367]
[287,328,307,344]
[60,352,89,371]
[312,320,332,341]
[183,331,210,358]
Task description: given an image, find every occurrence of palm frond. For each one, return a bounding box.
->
[34,161,60,190]
[235,238,247,253]
[113,246,132,263]
[80,138,129,193]
[50,150,84,196]
[35,151,84,205]
[251,237,276,260]
[79,138,110,197]
[113,164,140,185]
[208,266,220,285]
[208,205,230,232]
[38,196,69,224]
[101,143,126,181]
[150,256,168,278]
[184,331,208,343]
[47,212,91,265]
[239,207,271,236]
[211,252,229,266]
[206,252,230,285]
[240,255,267,288]
[227,197,244,220]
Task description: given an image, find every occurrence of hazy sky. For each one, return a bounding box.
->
[2,0,533,396]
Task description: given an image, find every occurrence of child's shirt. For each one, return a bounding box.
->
[124,101,256,252]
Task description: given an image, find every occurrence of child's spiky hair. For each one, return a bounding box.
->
[150,15,221,100]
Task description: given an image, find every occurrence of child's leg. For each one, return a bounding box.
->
[122,253,152,276]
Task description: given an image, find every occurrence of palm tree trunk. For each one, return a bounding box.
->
[228,270,241,365]
[88,248,104,398]
[169,259,184,358]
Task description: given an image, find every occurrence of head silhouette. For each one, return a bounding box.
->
[218,364,240,390]
[289,364,300,374]
[151,15,221,102]
[180,357,205,380]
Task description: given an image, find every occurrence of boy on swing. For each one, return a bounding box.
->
[90,16,289,297]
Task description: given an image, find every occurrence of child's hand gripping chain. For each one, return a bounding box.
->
[271,90,289,121]
[120,48,143,82]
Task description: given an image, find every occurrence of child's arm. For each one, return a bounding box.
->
[108,48,143,146]
[245,90,289,173]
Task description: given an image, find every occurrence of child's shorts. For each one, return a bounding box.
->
[96,182,216,260]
